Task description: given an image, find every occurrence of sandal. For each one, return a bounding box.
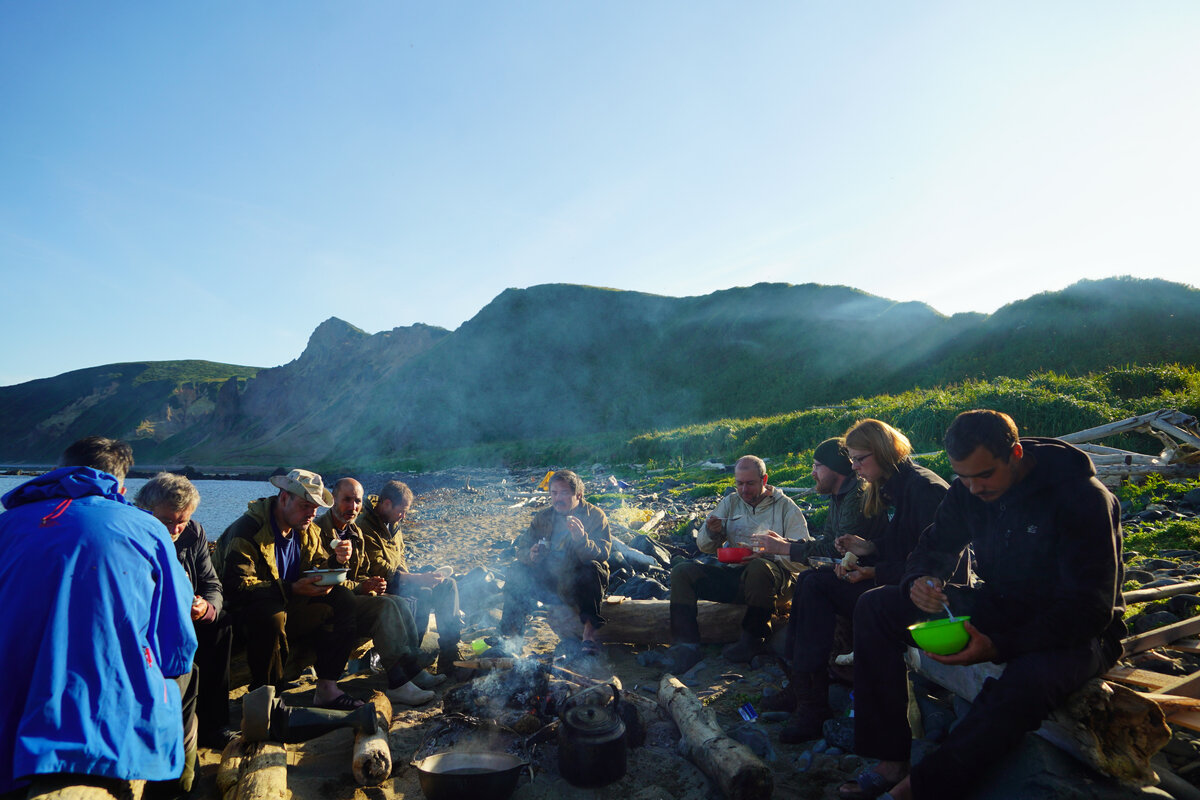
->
[838,767,900,800]
[313,692,365,711]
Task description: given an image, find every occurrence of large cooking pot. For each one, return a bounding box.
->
[412,751,529,800]
[558,689,627,787]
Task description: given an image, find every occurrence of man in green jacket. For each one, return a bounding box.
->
[218,469,362,710]
[357,480,463,673]
[501,470,612,656]
[317,478,442,705]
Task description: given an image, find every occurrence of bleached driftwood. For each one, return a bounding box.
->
[352,691,393,786]
[25,779,145,800]
[911,651,1171,787]
[636,510,667,532]
[1038,679,1171,788]
[658,674,772,800]
[217,738,287,800]
[545,598,746,645]
[1060,410,1200,450]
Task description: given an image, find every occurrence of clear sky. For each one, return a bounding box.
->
[2,2,1197,387]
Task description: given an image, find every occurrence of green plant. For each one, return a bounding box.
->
[1123,519,1200,553]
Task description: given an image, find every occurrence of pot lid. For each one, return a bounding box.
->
[562,704,623,736]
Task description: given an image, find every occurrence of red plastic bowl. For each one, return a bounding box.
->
[718,546,753,563]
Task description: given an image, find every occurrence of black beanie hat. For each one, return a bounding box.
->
[813,438,853,476]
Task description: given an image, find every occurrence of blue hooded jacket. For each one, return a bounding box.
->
[0,467,198,792]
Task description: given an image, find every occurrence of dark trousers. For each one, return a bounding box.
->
[853,584,1107,800]
[239,585,357,689]
[669,558,789,640]
[789,568,872,674]
[194,611,234,737]
[389,574,462,646]
[501,559,609,634]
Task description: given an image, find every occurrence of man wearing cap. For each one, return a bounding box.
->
[317,477,441,705]
[666,455,811,672]
[218,469,362,709]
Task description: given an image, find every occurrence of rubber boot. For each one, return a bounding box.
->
[669,603,701,645]
[722,606,771,663]
[180,746,197,794]
[436,639,462,675]
[779,672,831,744]
[269,702,377,743]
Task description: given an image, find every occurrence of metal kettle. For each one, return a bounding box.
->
[558,687,627,787]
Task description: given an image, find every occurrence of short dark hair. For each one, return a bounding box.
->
[379,480,414,508]
[59,436,134,481]
[550,470,585,498]
[944,409,1020,461]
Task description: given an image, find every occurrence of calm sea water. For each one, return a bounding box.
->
[0,475,272,540]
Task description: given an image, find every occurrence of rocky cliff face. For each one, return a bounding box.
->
[2,278,1198,467]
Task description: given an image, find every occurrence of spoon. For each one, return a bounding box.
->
[926,579,956,620]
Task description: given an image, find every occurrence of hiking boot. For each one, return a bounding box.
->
[778,672,831,744]
[759,684,798,713]
[722,631,768,663]
[411,669,448,689]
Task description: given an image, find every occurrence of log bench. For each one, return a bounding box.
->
[908,648,1171,787]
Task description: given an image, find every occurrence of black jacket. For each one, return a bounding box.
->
[173,519,223,618]
[870,460,949,586]
[902,437,1125,663]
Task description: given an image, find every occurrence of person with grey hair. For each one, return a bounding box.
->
[0,438,195,797]
[502,470,613,656]
[666,455,811,672]
[136,473,238,751]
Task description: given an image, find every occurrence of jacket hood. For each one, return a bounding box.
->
[243,496,274,527]
[1014,437,1096,496]
[2,466,128,511]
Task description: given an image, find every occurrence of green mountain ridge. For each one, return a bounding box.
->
[1,277,1197,468]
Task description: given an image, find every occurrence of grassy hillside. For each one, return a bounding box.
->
[623,364,1200,466]
[378,364,1199,474]
[0,361,258,464]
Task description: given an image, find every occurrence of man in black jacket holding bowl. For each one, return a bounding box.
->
[840,410,1125,800]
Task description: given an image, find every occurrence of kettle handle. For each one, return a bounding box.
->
[608,682,620,715]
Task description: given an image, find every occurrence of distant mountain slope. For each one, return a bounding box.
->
[1,277,1197,467]
[0,361,259,464]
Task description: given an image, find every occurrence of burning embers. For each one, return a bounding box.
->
[422,651,650,791]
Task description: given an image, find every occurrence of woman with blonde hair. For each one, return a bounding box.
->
[779,418,948,745]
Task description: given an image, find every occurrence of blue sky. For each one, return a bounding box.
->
[2,2,1197,386]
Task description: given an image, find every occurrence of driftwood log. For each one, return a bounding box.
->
[217,738,288,800]
[912,650,1172,787]
[352,691,393,786]
[1038,679,1171,787]
[25,778,144,800]
[546,598,747,644]
[658,674,772,800]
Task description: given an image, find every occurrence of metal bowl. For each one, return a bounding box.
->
[302,568,349,586]
[412,751,528,800]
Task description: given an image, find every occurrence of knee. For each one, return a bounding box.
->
[671,561,704,586]
[245,608,286,639]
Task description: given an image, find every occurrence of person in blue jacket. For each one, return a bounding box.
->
[0,437,197,796]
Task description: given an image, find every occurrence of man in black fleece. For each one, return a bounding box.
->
[841,410,1125,800]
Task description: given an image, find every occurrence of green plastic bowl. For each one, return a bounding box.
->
[908,615,971,655]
